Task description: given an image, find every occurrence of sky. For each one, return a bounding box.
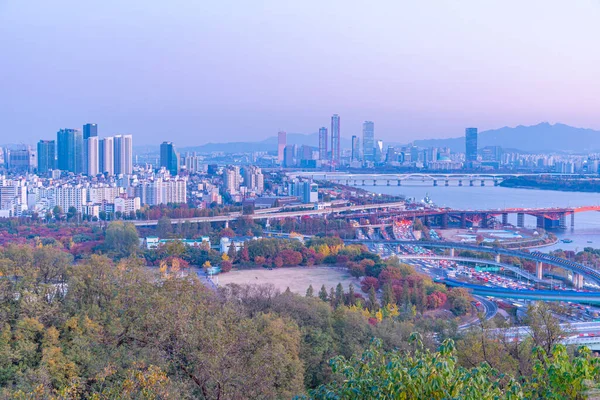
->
[1,0,600,146]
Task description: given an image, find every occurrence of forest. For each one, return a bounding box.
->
[0,219,598,398]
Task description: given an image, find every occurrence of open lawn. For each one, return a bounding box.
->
[216,266,360,295]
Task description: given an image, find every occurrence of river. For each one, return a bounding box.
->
[358,183,600,252]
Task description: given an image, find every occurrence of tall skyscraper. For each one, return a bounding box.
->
[83,123,98,175]
[160,141,180,176]
[318,127,328,161]
[283,144,297,168]
[99,137,114,175]
[83,123,98,140]
[351,135,360,161]
[114,135,133,175]
[375,139,384,162]
[331,114,340,164]
[362,121,375,162]
[465,127,478,162]
[37,140,56,174]
[87,136,99,176]
[56,129,83,173]
[277,131,286,163]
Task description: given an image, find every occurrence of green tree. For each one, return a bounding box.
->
[346,283,356,306]
[156,216,173,238]
[334,283,344,307]
[382,283,395,307]
[104,221,140,259]
[309,336,518,399]
[368,286,378,312]
[318,285,328,302]
[306,285,314,297]
[227,243,238,262]
[52,205,63,220]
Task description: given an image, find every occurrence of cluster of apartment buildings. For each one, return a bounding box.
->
[0,168,187,218]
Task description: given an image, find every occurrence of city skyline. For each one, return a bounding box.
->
[3,1,600,145]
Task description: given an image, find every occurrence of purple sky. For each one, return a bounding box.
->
[2,1,600,146]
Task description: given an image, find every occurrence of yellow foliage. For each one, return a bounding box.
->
[203,260,211,269]
[316,245,330,256]
[159,260,168,277]
[375,310,383,322]
[361,308,371,318]
[221,253,230,261]
[385,304,399,318]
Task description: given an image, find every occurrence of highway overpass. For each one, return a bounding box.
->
[444,279,600,304]
[131,201,407,227]
[395,254,541,282]
[352,240,600,287]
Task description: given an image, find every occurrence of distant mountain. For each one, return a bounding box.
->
[414,123,600,153]
[178,132,352,154]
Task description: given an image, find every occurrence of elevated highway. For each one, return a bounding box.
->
[131,201,407,227]
[443,279,600,303]
[352,240,600,287]
[395,254,541,282]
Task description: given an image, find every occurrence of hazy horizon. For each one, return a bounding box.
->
[2,1,600,146]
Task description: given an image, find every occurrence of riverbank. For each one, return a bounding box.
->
[500,176,600,193]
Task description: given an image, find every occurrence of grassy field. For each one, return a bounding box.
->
[216,266,360,295]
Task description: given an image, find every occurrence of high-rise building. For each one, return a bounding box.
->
[5,146,36,173]
[351,135,360,161]
[83,123,98,175]
[87,137,99,176]
[283,144,297,168]
[243,166,264,194]
[160,141,180,176]
[99,137,114,175]
[362,121,375,162]
[114,135,133,175]
[375,139,384,162]
[277,131,286,163]
[331,114,341,164]
[318,127,328,161]
[223,166,242,193]
[83,123,98,140]
[57,129,83,173]
[37,140,56,174]
[465,127,478,162]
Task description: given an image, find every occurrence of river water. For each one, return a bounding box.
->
[359,183,600,253]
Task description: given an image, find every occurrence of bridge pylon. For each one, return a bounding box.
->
[536,261,543,280]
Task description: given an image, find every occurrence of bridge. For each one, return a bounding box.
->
[343,205,600,230]
[352,240,600,289]
[289,172,583,187]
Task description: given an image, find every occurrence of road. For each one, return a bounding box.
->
[131,201,407,226]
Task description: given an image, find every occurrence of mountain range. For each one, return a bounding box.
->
[413,122,600,153]
[132,122,600,154]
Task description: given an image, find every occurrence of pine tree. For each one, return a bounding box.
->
[335,283,345,307]
[382,283,395,306]
[284,287,292,295]
[318,285,328,302]
[306,284,314,297]
[402,280,410,306]
[347,283,355,306]
[368,286,379,312]
[227,243,237,262]
[329,288,336,307]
